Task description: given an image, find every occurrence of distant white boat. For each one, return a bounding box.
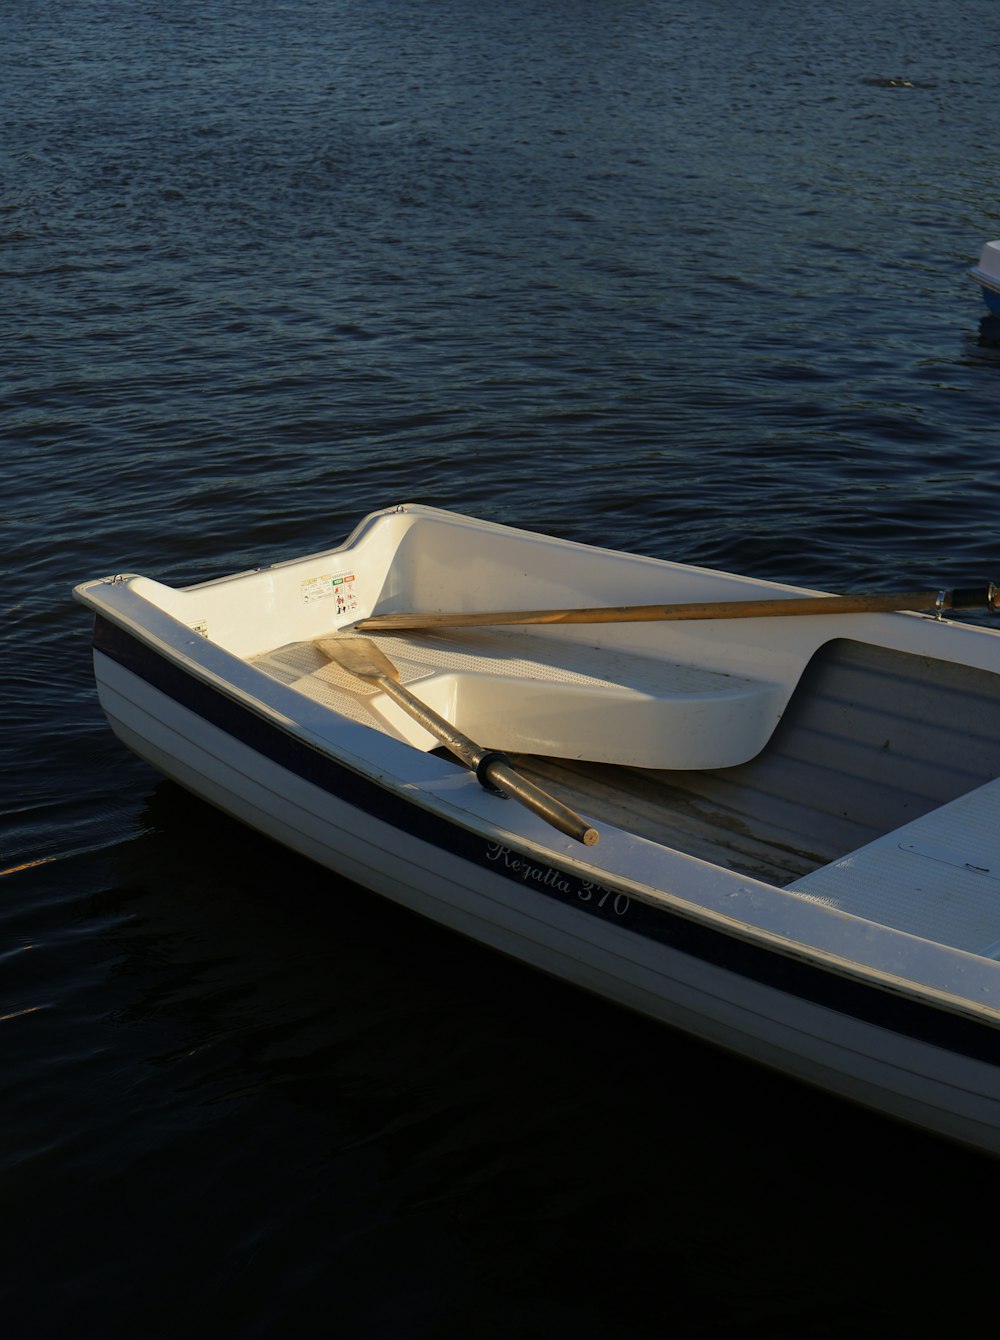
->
[75,504,1000,1156]
[969,239,1000,315]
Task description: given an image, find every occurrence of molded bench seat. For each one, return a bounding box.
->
[788,776,1000,956]
[253,629,785,770]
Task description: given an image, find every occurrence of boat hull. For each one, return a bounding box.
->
[90,615,1000,1157]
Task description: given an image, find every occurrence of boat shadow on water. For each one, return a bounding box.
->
[8,769,994,1339]
[109,779,962,1161]
[977,314,1000,349]
[89,782,999,1333]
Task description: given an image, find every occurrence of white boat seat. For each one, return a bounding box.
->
[787,776,1000,957]
[252,629,786,770]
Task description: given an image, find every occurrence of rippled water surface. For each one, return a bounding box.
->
[4,1,1000,1334]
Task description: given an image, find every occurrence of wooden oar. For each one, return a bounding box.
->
[316,637,599,847]
[356,583,999,632]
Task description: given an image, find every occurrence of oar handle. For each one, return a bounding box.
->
[951,584,999,610]
[472,754,600,847]
[356,584,1000,632]
[375,676,598,846]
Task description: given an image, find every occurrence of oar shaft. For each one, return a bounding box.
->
[357,585,998,632]
[374,676,599,846]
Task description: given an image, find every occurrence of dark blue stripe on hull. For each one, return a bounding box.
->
[93,615,1000,1068]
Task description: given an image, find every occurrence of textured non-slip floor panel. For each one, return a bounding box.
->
[788,778,1000,957]
[252,628,755,697]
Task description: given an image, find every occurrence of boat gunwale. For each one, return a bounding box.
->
[970,266,1000,295]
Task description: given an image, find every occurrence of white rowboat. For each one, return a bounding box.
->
[74,504,1000,1156]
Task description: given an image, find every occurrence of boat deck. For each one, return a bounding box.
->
[252,632,1000,948]
[509,751,832,885]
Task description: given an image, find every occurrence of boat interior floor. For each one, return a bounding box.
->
[253,633,1000,896]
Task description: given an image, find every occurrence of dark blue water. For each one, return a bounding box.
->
[4,0,1000,1333]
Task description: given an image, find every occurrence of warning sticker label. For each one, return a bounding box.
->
[301,571,359,616]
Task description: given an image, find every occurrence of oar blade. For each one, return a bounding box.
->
[316,635,599,845]
[316,636,401,684]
